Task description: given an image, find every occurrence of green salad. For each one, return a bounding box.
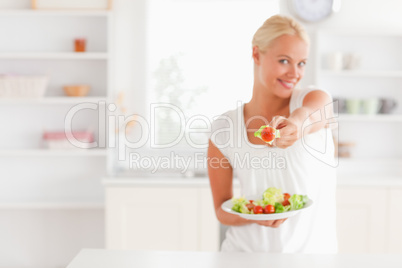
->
[231,187,309,214]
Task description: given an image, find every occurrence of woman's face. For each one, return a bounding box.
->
[253,34,309,98]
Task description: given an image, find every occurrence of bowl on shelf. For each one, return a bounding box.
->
[63,85,90,97]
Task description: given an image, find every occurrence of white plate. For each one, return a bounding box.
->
[221,196,313,221]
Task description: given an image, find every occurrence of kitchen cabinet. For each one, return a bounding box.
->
[336,186,387,253]
[388,189,402,253]
[0,8,113,153]
[314,30,402,111]
[105,184,220,251]
[336,185,402,254]
[105,179,402,254]
[0,4,112,268]
[313,29,402,253]
[314,30,402,165]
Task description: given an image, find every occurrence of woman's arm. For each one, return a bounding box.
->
[290,89,333,134]
[208,140,286,228]
[271,90,333,148]
[208,140,250,226]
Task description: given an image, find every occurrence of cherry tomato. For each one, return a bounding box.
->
[261,127,275,142]
[282,200,290,206]
[253,205,264,214]
[283,193,291,201]
[264,204,275,214]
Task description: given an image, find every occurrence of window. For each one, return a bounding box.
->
[115,0,280,176]
[147,0,280,149]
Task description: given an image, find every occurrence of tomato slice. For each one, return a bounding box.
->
[282,200,290,206]
[283,193,291,201]
[246,203,255,211]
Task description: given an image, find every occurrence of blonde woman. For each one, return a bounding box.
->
[208,15,337,253]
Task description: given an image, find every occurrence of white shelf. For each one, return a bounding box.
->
[0,202,104,210]
[0,97,107,105]
[0,52,109,60]
[337,158,402,186]
[338,113,402,122]
[337,175,402,187]
[0,7,111,267]
[338,157,402,164]
[0,149,107,157]
[319,70,402,78]
[317,28,402,37]
[0,9,111,17]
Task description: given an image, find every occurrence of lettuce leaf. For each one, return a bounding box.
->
[263,187,284,206]
[274,202,291,213]
[289,194,309,210]
[231,197,251,214]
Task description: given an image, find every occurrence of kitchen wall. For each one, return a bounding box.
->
[113,0,147,117]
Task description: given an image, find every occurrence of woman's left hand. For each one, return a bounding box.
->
[252,218,288,228]
[270,116,300,149]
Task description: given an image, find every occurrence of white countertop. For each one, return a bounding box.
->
[67,249,402,268]
[103,177,213,187]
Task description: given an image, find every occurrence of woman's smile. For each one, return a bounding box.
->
[277,79,295,89]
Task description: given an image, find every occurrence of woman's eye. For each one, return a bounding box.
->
[279,59,289,64]
[298,61,307,67]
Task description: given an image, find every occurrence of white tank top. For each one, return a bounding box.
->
[210,88,338,253]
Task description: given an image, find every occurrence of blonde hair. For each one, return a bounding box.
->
[252,15,310,53]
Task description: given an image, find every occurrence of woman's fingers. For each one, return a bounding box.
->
[272,218,287,228]
[275,136,297,146]
[261,220,275,226]
[266,116,300,148]
[277,123,298,137]
[272,134,296,147]
[270,116,287,129]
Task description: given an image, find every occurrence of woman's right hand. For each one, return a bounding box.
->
[269,116,300,149]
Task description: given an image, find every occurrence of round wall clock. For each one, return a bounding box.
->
[288,0,341,22]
